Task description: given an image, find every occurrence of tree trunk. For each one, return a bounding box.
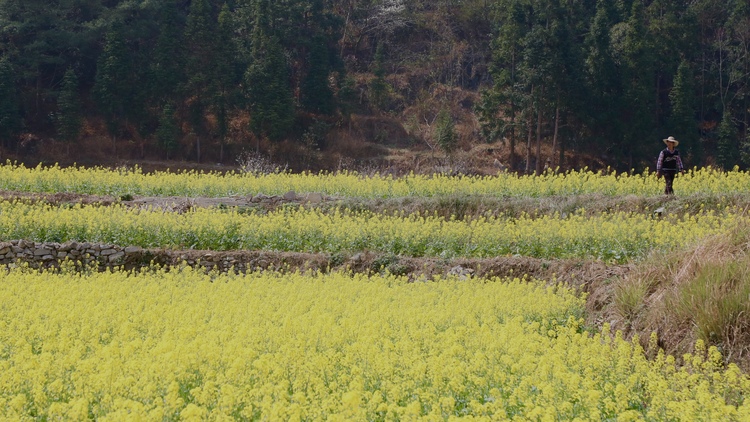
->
[535,101,542,175]
[509,119,516,171]
[559,135,565,169]
[551,103,560,168]
[196,136,201,163]
[525,115,533,175]
[508,98,516,171]
[340,10,350,57]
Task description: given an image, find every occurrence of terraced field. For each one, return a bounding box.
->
[2,163,750,420]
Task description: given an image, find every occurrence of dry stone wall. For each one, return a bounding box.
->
[0,240,138,268]
[0,240,334,273]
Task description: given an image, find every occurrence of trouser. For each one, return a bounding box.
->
[663,171,676,195]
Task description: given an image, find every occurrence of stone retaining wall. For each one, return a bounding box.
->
[0,240,134,266]
[0,240,328,273]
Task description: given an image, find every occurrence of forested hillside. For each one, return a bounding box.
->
[0,0,748,173]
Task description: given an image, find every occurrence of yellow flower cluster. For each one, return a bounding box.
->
[0,201,735,261]
[2,162,750,198]
[0,267,748,420]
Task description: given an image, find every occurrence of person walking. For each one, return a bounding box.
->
[656,136,685,195]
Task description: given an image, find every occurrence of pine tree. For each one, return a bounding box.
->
[337,75,357,131]
[669,59,699,163]
[620,0,656,169]
[434,107,457,154]
[717,111,738,170]
[185,0,217,162]
[149,0,185,105]
[185,0,216,88]
[584,0,622,148]
[245,34,295,143]
[544,0,586,169]
[477,0,529,171]
[369,43,388,111]
[156,103,180,158]
[93,24,132,149]
[0,57,22,149]
[301,36,335,115]
[56,68,82,155]
[214,3,237,162]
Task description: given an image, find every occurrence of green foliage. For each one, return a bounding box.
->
[478,0,528,148]
[149,0,185,105]
[93,24,133,136]
[156,104,180,157]
[434,108,457,154]
[584,0,623,149]
[301,36,335,115]
[369,43,389,111]
[245,35,295,142]
[214,3,236,146]
[669,60,699,162]
[0,0,748,169]
[618,0,656,163]
[0,57,21,146]
[717,112,738,170]
[337,75,357,120]
[184,0,217,136]
[56,68,82,144]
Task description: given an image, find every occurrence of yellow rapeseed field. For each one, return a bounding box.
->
[1,266,749,421]
[0,200,735,261]
[2,162,750,198]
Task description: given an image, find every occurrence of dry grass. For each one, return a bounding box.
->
[603,218,750,370]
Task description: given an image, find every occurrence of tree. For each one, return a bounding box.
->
[93,24,133,153]
[156,103,180,159]
[0,56,22,149]
[149,0,185,105]
[301,35,336,115]
[434,107,457,154]
[245,33,295,143]
[669,59,699,163]
[185,0,218,163]
[543,0,586,170]
[618,0,656,169]
[337,75,358,131]
[717,111,738,170]
[369,42,389,111]
[0,0,103,122]
[56,68,82,155]
[214,3,238,163]
[584,0,623,157]
[478,0,529,171]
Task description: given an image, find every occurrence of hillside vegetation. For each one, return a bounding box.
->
[1,0,749,173]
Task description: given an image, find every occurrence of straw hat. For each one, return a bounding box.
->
[663,136,679,146]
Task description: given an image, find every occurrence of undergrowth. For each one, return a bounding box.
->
[609,218,750,370]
